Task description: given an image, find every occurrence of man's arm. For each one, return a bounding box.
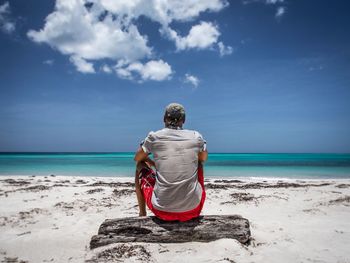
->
[134,147,155,167]
[134,147,148,162]
[198,150,208,162]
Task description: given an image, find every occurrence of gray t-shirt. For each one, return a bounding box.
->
[141,128,206,212]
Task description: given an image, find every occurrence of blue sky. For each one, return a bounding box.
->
[0,0,349,153]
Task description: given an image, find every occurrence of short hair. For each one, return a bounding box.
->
[164,103,186,129]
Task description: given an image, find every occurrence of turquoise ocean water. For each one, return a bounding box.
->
[0,153,350,179]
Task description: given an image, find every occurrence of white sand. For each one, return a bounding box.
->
[0,175,349,263]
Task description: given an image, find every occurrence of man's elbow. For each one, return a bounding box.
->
[134,155,142,162]
[134,152,141,162]
[134,148,148,163]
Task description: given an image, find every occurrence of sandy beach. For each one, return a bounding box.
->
[0,175,349,263]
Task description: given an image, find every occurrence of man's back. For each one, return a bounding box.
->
[142,128,206,212]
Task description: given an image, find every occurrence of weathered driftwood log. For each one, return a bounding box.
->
[90,215,250,249]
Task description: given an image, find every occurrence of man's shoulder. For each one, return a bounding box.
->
[183,129,204,138]
[144,129,166,140]
[147,128,203,139]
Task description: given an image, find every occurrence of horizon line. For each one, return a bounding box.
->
[0,151,349,155]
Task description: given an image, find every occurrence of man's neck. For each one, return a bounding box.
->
[165,125,183,130]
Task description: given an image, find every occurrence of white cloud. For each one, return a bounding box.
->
[43,59,54,65]
[308,65,324,72]
[101,64,112,73]
[27,0,151,62]
[27,0,229,79]
[115,67,132,79]
[69,55,95,74]
[116,59,172,81]
[137,60,172,81]
[243,0,287,19]
[0,1,15,34]
[184,74,199,87]
[96,0,228,25]
[275,6,285,18]
[0,2,9,13]
[266,0,284,4]
[218,41,233,57]
[162,21,220,50]
[129,0,228,51]
[243,0,286,6]
[2,21,14,33]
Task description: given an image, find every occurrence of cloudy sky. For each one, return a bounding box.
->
[1,0,349,153]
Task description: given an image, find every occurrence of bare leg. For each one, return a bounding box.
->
[135,162,148,216]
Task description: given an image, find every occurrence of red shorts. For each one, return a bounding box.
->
[140,166,206,222]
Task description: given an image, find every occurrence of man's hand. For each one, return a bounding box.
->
[198,150,208,162]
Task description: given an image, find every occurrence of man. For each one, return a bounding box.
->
[134,103,208,221]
